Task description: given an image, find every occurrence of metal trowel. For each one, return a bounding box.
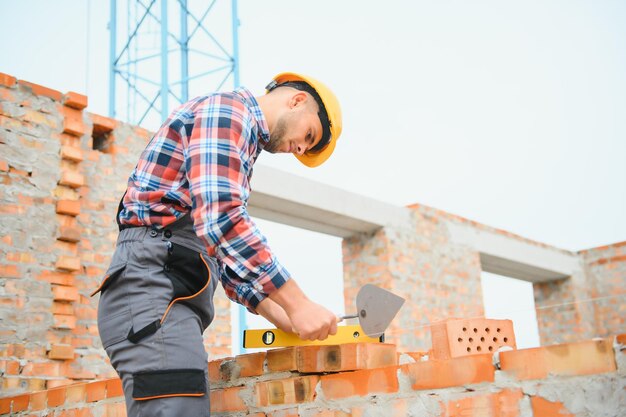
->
[242,284,405,348]
[338,284,405,338]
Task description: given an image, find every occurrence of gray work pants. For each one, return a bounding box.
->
[94,216,219,417]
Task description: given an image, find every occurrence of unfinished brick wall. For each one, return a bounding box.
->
[2,326,625,416]
[0,72,232,394]
[343,206,487,352]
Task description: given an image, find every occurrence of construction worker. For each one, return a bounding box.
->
[92,72,342,417]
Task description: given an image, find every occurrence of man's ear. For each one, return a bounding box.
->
[289,91,308,109]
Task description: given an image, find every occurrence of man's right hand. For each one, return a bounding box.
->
[268,279,338,341]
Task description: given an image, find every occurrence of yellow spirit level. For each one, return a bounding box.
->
[243,325,384,348]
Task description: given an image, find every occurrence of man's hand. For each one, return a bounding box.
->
[268,279,338,341]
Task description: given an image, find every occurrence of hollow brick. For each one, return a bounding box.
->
[431,318,516,360]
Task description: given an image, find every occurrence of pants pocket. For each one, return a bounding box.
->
[132,369,206,400]
[99,308,133,349]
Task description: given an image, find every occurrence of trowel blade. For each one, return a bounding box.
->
[355,284,405,337]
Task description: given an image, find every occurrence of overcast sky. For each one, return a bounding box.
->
[1,0,623,351]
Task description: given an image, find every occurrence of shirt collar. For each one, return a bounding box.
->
[234,87,270,145]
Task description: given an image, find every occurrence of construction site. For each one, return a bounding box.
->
[0,1,625,416]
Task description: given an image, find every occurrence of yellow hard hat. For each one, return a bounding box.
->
[266,72,343,167]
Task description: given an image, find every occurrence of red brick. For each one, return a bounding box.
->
[0,264,20,278]
[10,394,29,412]
[431,318,516,359]
[401,354,495,391]
[59,169,85,188]
[59,225,82,243]
[52,285,80,302]
[21,362,61,377]
[106,378,124,398]
[60,145,84,162]
[90,113,117,133]
[255,375,319,407]
[266,347,298,372]
[53,314,77,330]
[235,351,266,377]
[39,270,76,286]
[55,255,81,272]
[297,343,397,373]
[208,356,233,383]
[444,389,523,417]
[47,387,66,407]
[48,344,75,360]
[531,396,574,417]
[64,92,88,110]
[65,383,87,403]
[0,159,8,172]
[320,366,398,400]
[29,391,47,411]
[0,72,17,88]
[105,402,127,417]
[56,200,81,216]
[210,386,248,413]
[500,338,616,380]
[86,380,107,402]
[18,80,63,101]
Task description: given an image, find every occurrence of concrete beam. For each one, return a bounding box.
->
[446,222,581,282]
[248,165,411,238]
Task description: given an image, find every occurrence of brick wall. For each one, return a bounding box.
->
[0,72,232,394]
[1,323,624,416]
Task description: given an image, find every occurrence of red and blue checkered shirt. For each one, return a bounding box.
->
[118,87,290,312]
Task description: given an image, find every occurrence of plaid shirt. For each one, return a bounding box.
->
[118,87,290,312]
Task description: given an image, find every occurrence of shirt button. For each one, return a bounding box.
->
[164,264,171,272]
[149,230,158,238]
[164,230,172,238]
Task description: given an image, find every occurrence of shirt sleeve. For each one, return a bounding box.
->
[184,94,291,313]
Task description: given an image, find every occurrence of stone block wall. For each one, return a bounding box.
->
[0,72,232,394]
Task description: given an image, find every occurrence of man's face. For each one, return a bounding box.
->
[265,94,324,155]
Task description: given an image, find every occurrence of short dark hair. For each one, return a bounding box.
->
[269,81,331,153]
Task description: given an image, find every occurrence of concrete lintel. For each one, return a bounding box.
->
[446,222,581,282]
[248,165,411,238]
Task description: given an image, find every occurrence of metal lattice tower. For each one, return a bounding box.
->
[108,0,240,129]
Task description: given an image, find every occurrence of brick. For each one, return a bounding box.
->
[106,378,124,398]
[208,356,233,383]
[431,318,516,359]
[255,375,319,407]
[10,394,29,412]
[297,343,397,373]
[59,170,85,188]
[320,366,398,400]
[0,264,20,278]
[56,199,81,216]
[105,402,127,417]
[48,344,75,360]
[65,383,87,403]
[86,380,107,402]
[39,270,76,286]
[18,80,63,101]
[210,386,248,413]
[235,351,266,377]
[21,362,61,377]
[58,225,82,243]
[0,72,17,88]
[530,396,574,417]
[56,255,81,272]
[60,145,84,162]
[64,92,88,110]
[444,389,523,417]
[29,391,47,411]
[52,285,80,302]
[90,113,117,133]
[400,354,495,391]
[53,314,77,329]
[499,338,616,380]
[267,347,298,372]
[44,388,66,408]
[0,159,9,172]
